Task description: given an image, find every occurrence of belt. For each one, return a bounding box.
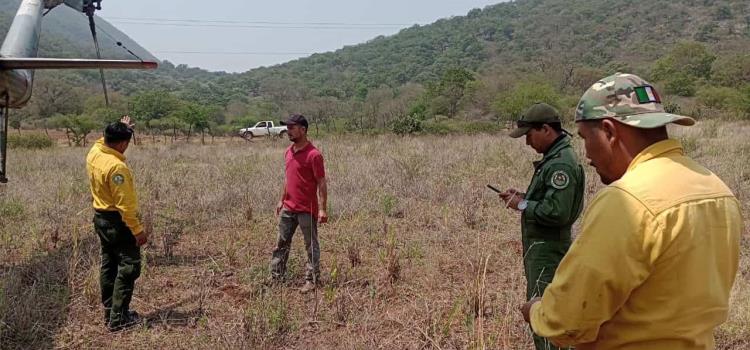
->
[94,210,122,219]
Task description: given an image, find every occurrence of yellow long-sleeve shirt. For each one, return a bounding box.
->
[86,138,143,235]
[530,139,743,349]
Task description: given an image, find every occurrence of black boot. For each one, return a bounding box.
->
[103,308,111,325]
[107,311,141,332]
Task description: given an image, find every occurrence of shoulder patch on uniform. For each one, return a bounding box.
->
[112,174,125,185]
[550,170,570,190]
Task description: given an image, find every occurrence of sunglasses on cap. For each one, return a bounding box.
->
[516,120,544,128]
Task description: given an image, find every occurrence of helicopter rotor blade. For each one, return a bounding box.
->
[0,58,157,70]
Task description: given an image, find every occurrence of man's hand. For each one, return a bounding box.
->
[499,188,525,210]
[120,115,136,129]
[134,231,149,247]
[275,201,284,217]
[318,209,328,224]
[521,297,542,323]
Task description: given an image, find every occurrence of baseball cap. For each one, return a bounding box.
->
[575,73,695,128]
[280,114,308,129]
[509,102,563,138]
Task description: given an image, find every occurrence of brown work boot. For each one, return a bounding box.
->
[300,281,316,293]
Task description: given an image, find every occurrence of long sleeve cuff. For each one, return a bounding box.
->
[524,200,540,218]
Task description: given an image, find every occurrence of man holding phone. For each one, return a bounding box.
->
[499,103,585,350]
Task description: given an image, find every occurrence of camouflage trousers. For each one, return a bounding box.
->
[523,238,571,350]
[270,209,320,282]
[93,211,142,327]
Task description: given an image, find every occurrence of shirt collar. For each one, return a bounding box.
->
[543,134,570,159]
[95,137,126,161]
[289,141,313,154]
[532,135,570,169]
[627,138,683,172]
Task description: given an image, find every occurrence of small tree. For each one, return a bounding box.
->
[492,82,562,124]
[130,90,180,127]
[426,68,475,118]
[652,42,716,83]
[51,114,99,146]
[172,102,210,143]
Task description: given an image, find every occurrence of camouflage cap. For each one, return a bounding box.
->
[509,102,562,138]
[575,73,695,128]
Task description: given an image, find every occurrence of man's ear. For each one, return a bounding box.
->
[600,119,618,146]
[542,124,554,136]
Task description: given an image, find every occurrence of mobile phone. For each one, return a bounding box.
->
[486,184,501,193]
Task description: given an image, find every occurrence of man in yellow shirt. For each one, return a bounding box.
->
[86,116,148,331]
[521,73,743,349]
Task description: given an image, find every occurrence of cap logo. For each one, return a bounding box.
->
[634,85,661,104]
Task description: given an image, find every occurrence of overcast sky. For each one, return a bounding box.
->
[98,0,504,73]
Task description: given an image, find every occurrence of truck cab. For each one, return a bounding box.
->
[239,121,288,139]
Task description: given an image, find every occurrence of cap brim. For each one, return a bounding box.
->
[615,112,696,129]
[509,126,531,138]
[280,120,296,126]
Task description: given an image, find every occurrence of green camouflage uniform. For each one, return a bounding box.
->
[511,103,585,350]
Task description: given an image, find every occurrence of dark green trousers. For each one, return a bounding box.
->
[270,209,320,282]
[93,211,141,326]
[523,238,571,350]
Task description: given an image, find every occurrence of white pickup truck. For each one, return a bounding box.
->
[239,121,287,138]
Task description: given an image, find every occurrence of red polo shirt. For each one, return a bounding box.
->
[282,142,325,216]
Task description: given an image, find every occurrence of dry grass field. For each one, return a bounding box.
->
[0,121,748,349]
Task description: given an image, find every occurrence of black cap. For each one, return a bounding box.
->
[280,114,308,129]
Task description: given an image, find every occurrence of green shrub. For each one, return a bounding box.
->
[697,86,741,110]
[736,85,750,119]
[7,134,55,149]
[664,73,697,97]
[460,121,502,134]
[421,120,454,135]
[491,82,562,123]
[390,114,423,135]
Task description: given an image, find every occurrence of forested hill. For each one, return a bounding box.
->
[2,0,749,137]
[242,0,749,98]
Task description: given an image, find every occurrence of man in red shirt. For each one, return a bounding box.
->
[270,114,328,293]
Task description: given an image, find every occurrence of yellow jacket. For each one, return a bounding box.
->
[530,139,743,350]
[86,138,143,235]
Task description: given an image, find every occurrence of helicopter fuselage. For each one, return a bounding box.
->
[0,0,44,108]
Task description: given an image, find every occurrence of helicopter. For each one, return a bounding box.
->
[0,0,158,183]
